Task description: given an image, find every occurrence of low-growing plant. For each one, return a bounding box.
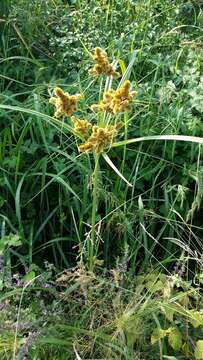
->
[0,264,202,359]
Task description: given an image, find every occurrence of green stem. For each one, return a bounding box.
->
[89,153,100,271]
[121,111,128,174]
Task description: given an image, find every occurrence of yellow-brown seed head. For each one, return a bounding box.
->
[91,90,115,113]
[49,87,82,118]
[79,124,121,154]
[71,116,92,138]
[89,47,119,77]
[91,80,136,114]
[111,80,136,113]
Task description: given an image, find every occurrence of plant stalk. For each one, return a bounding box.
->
[89,153,100,271]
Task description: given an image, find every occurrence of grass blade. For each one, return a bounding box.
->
[102,152,132,187]
[112,135,203,148]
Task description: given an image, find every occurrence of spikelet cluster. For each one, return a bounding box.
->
[89,47,119,77]
[49,87,82,118]
[91,80,136,114]
[79,123,123,154]
[71,116,92,138]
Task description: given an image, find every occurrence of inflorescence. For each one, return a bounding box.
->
[49,48,136,154]
[71,116,92,138]
[89,47,119,77]
[91,80,136,114]
[49,87,82,118]
[79,123,123,154]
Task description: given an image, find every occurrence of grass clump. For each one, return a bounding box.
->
[0,264,202,359]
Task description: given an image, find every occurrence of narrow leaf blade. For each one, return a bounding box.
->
[102,153,132,187]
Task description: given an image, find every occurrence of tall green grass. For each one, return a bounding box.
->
[0,0,203,358]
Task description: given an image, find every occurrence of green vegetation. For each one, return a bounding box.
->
[0,0,203,358]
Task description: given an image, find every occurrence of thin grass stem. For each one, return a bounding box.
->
[88,153,100,271]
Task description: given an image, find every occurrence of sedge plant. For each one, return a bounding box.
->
[47,46,203,272]
[1,48,203,271]
[48,47,136,270]
[1,46,203,272]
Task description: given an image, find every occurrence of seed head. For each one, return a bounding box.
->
[91,80,136,114]
[91,90,115,113]
[49,87,82,118]
[79,123,123,154]
[71,116,92,138]
[89,47,119,77]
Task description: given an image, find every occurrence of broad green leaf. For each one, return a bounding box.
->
[8,234,21,247]
[0,234,21,254]
[126,331,136,348]
[151,328,169,345]
[168,327,182,351]
[188,310,203,328]
[195,340,203,359]
[22,271,36,283]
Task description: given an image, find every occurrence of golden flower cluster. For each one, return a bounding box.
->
[71,116,92,138]
[89,47,119,77]
[79,122,123,154]
[91,80,136,114]
[49,87,82,118]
